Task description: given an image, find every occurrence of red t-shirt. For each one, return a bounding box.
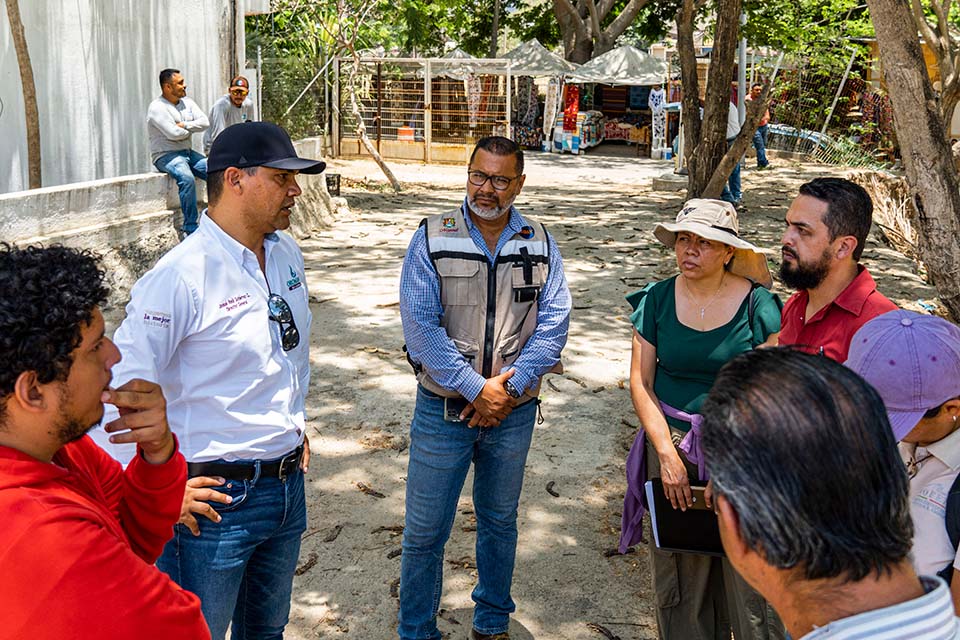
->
[778,266,898,362]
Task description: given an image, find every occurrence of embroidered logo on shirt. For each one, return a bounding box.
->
[142,310,171,329]
[218,293,251,312]
[287,265,302,291]
[519,225,535,239]
[441,217,459,232]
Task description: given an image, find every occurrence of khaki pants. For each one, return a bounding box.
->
[645,429,785,640]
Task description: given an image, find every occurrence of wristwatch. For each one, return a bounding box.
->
[503,379,522,399]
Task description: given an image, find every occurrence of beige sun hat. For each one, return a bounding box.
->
[654,198,773,288]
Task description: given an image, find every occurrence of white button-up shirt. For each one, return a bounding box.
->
[91,214,312,463]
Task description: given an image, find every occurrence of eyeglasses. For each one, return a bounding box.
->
[230,88,249,96]
[267,294,300,351]
[468,170,519,191]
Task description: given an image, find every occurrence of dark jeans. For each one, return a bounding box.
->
[155,149,207,234]
[157,461,306,639]
[753,124,769,168]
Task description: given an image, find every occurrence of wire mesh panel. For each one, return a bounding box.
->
[339,60,425,143]
[431,61,508,143]
[260,56,328,142]
[760,50,892,170]
[337,57,511,161]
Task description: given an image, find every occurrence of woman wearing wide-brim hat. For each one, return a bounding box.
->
[620,199,786,640]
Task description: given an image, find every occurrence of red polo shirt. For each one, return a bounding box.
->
[778,266,897,362]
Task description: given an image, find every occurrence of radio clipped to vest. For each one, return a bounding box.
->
[412,207,556,399]
[513,247,541,304]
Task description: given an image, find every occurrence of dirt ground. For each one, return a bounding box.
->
[256,151,935,639]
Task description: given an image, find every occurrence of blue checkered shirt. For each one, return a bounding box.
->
[400,199,571,402]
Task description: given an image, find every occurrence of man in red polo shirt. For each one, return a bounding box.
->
[778,177,897,362]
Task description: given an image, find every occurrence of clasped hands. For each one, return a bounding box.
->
[459,369,519,428]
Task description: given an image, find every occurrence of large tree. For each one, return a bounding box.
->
[5,0,41,189]
[867,0,960,319]
[909,0,960,133]
[552,0,652,63]
[676,0,768,199]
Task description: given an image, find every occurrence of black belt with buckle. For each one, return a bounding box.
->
[187,445,304,481]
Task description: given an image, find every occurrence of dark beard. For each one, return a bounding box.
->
[779,248,832,290]
[54,415,95,445]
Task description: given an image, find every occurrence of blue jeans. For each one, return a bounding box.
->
[398,388,538,639]
[157,462,306,640]
[721,138,742,204]
[753,124,769,167]
[155,149,207,234]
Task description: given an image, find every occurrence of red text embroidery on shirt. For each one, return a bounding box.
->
[218,293,251,312]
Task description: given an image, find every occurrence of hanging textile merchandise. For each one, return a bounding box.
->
[544,78,561,139]
[648,85,666,152]
[563,84,580,132]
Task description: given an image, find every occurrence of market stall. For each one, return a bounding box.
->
[503,39,578,150]
[565,45,669,156]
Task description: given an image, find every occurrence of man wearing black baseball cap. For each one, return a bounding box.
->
[92,121,323,638]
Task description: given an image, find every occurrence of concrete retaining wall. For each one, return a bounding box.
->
[1,136,337,319]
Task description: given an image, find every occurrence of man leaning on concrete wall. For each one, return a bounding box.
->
[147,68,209,236]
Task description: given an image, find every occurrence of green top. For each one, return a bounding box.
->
[627,276,783,432]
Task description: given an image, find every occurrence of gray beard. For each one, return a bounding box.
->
[467,196,511,221]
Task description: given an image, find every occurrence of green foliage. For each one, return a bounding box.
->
[504,0,561,49]
[742,0,872,56]
[620,0,681,46]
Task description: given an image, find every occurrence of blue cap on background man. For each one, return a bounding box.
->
[207,121,326,174]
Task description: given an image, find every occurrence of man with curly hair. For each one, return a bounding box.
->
[0,245,209,639]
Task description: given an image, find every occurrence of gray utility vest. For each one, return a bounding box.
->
[413,207,562,400]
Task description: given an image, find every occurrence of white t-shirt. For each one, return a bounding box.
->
[91,213,313,464]
[902,428,960,577]
[726,102,741,140]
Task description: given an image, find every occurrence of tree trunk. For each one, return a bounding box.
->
[677,0,702,186]
[489,0,500,58]
[553,0,649,63]
[867,0,960,319]
[685,0,741,198]
[5,0,41,189]
[940,80,960,134]
[703,84,772,197]
[348,55,402,193]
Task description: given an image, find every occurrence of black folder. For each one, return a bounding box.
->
[645,478,725,557]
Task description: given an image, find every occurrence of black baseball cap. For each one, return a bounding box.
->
[207,121,326,174]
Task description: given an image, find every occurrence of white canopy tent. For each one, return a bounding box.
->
[568,45,667,86]
[504,39,578,76]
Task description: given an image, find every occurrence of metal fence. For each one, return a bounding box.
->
[761,50,893,169]
[259,55,330,143]
[335,58,512,161]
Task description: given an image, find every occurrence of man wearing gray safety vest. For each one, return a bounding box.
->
[398,136,571,640]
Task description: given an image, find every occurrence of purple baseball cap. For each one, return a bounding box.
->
[846,309,960,441]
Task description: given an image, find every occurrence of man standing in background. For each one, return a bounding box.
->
[746,83,771,170]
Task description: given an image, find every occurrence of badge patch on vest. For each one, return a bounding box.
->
[519,226,535,239]
[441,217,459,232]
